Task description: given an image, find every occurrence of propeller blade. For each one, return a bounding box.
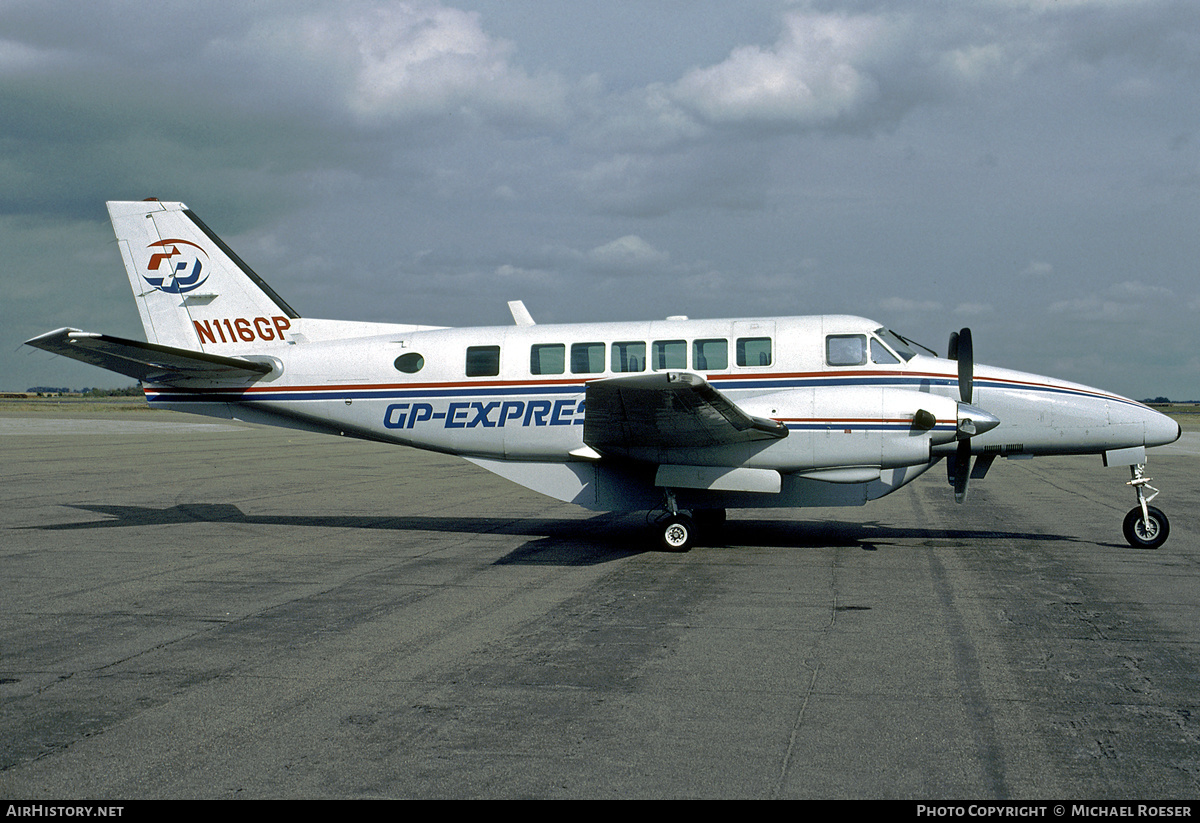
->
[953,440,971,503]
[948,331,959,361]
[956,327,973,404]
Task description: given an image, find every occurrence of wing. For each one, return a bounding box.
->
[25,328,272,383]
[583,371,787,456]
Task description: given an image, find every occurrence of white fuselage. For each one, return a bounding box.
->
[143,313,1179,489]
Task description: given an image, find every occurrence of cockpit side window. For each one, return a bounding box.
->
[826,334,867,367]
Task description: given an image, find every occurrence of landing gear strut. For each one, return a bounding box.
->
[653,490,695,552]
[1123,464,1169,549]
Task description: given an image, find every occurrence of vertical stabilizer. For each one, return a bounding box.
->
[108,200,299,351]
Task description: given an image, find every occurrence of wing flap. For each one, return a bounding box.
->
[25,328,272,383]
[583,371,787,455]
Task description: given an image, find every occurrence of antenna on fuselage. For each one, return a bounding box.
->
[508,300,535,326]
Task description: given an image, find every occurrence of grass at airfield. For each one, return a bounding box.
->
[0,395,153,414]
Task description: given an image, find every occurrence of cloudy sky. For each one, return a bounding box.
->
[4,0,1199,399]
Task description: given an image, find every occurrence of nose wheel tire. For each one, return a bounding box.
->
[660,514,696,552]
[1123,505,1169,549]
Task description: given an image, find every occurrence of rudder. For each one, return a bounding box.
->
[108,200,299,351]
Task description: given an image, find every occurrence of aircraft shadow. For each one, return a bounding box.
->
[28,503,1080,565]
[30,503,647,566]
[714,519,1080,551]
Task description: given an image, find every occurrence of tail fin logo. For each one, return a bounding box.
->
[142,239,210,294]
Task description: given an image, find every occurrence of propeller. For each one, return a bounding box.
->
[946,327,995,503]
[954,327,973,405]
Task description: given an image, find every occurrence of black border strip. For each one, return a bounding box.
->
[183,209,301,319]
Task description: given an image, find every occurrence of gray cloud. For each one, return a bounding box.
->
[4,0,1200,400]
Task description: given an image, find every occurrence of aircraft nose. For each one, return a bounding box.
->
[1145,406,1181,448]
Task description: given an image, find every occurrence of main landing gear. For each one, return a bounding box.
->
[658,513,696,552]
[652,491,725,552]
[1122,464,1170,549]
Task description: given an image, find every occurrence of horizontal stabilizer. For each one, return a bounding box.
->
[25,328,272,383]
[584,371,787,456]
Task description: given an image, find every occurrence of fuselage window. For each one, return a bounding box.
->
[693,338,728,371]
[652,339,686,370]
[736,337,773,367]
[466,345,500,377]
[611,341,646,373]
[530,343,565,375]
[394,352,425,373]
[827,334,867,367]
[571,342,606,374]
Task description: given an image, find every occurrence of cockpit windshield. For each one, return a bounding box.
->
[875,328,917,362]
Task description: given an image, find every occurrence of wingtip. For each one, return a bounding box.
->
[24,327,81,345]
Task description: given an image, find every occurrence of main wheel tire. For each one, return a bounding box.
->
[1123,505,1169,549]
[660,514,696,552]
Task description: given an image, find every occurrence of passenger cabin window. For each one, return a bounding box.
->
[612,341,645,373]
[530,343,564,375]
[653,340,686,370]
[827,334,867,367]
[571,342,605,374]
[466,345,500,377]
[693,338,728,371]
[522,336,777,375]
[394,352,424,373]
[736,337,772,367]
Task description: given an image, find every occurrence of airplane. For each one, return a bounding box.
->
[26,199,1182,552]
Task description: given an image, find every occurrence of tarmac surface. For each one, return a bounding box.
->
[2,407,1199,799]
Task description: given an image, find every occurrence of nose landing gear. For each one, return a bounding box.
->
[1123,464,1169,549]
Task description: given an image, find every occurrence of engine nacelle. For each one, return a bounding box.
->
[738,386,962,473]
